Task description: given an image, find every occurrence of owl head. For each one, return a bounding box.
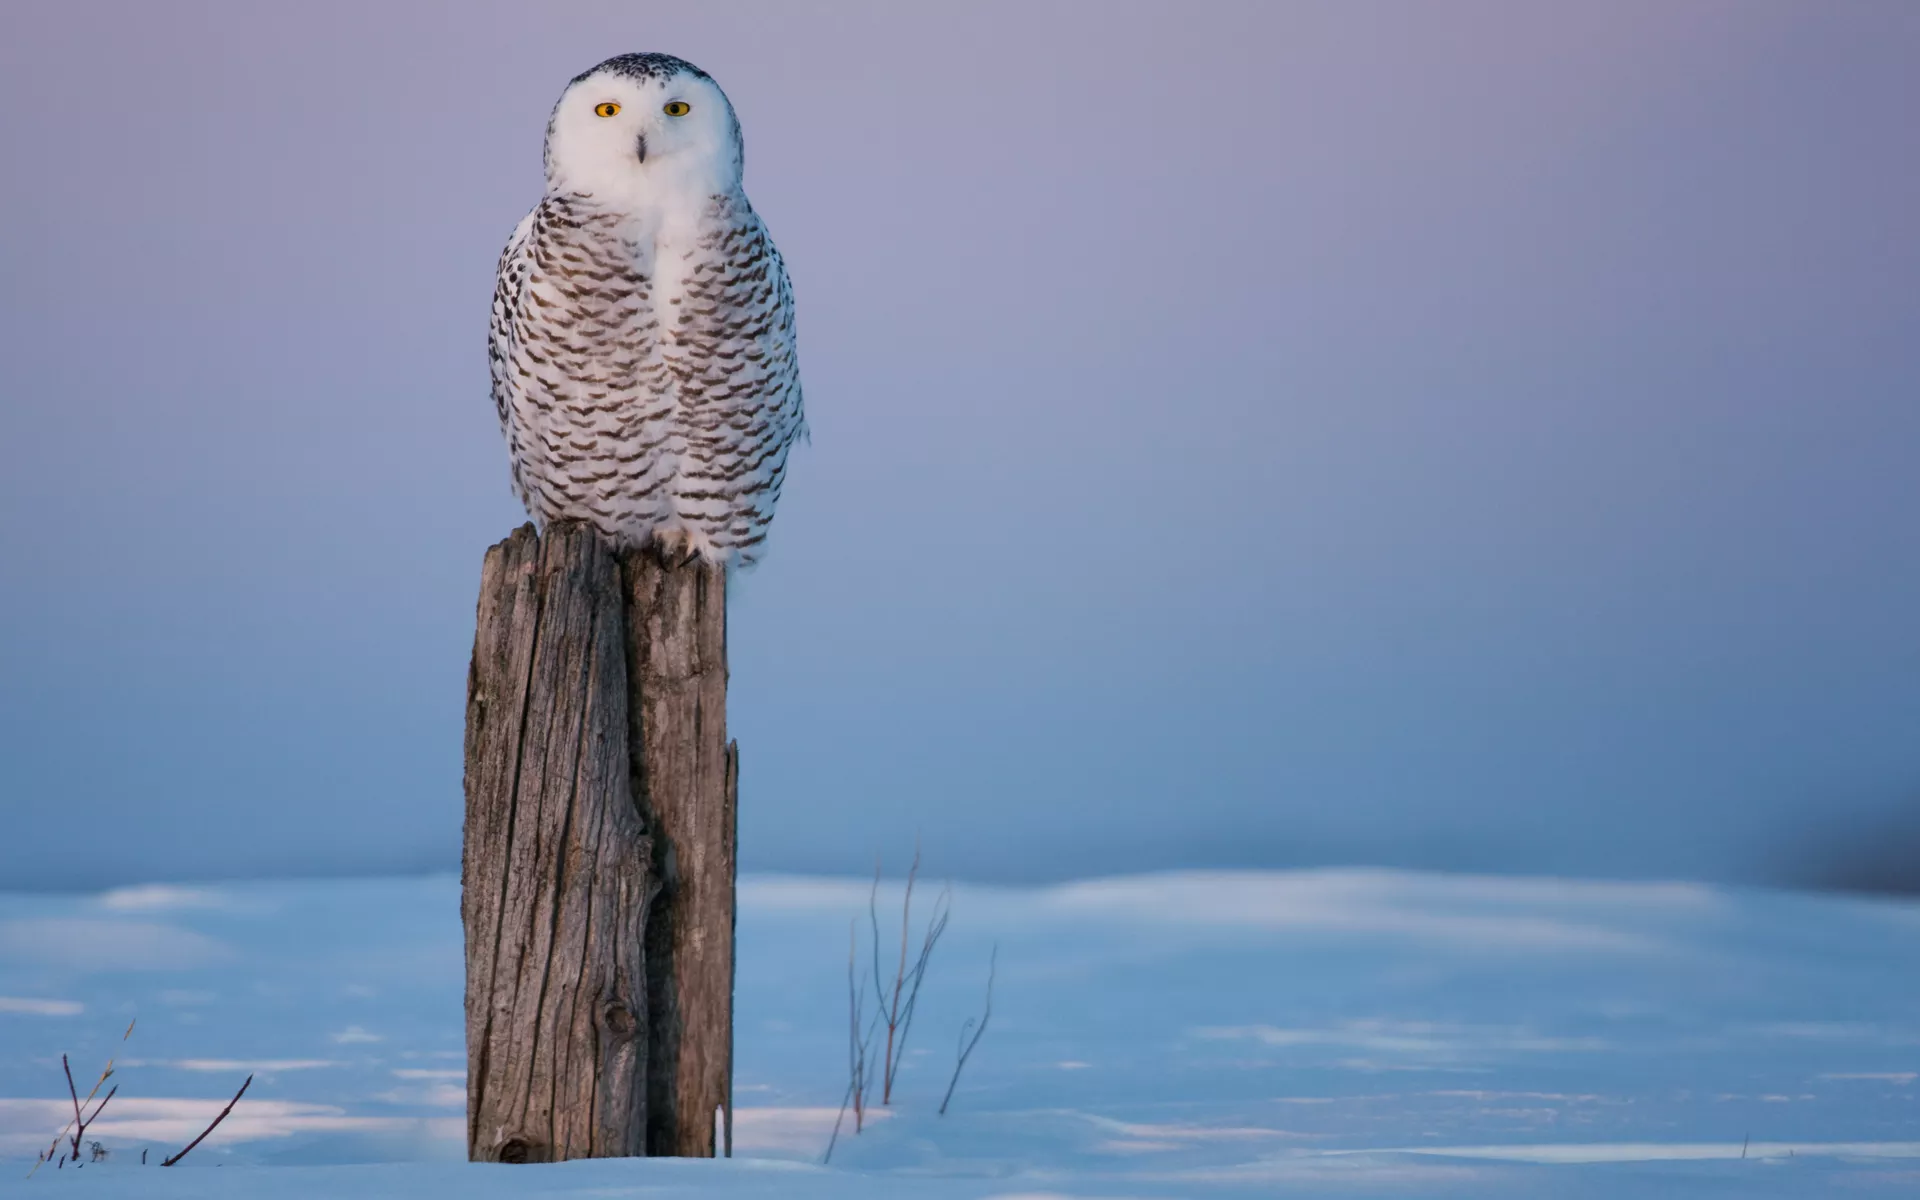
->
[543,53,744,200]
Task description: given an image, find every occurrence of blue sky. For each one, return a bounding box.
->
[1,1,1916,890]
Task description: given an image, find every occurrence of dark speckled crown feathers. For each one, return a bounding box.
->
[571,52,713,88]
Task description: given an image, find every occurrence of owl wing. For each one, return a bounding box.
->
[487,207,543,516]
[488,208,538,433]
[671,198,807,563]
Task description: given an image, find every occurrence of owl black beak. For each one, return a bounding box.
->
[635,133,648,164]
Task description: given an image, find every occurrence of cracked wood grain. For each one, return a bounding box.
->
[463,522,736,1162]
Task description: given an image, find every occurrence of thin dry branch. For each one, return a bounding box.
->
[29,1021,134,1179]
[85,1087,117,1126]
[75,1085,117,1157]
[868,847,951,1105]
[939,945,996,1116]
[850,925,867,1134]
[823,1076,855,1165]
[826,921,882,1163]
[885,886,949,1103]
[63,1055,84,1161]
[160,1074,252,1167]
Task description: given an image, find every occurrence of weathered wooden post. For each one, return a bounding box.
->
[462,522,736,1162]
[624,546,738,1158]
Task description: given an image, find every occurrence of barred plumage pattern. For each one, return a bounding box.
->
[489,59,804,568]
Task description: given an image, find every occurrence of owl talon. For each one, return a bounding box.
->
[650,529,686,564]
[647,528,708,568]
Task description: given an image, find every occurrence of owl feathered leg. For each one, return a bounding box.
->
[648,525,718,568]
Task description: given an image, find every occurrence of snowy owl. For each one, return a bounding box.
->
[489,53,805,567]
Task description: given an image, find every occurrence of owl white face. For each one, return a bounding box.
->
[545,64,742,204]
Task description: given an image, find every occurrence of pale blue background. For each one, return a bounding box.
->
[1,1,1916,890]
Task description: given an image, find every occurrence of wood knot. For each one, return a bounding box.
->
[601,999,638,1039]
[498,1137,534,1164]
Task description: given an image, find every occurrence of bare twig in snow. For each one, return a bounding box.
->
[161,1074,252,1167]
[29,1021,135,1180]
[823,1075,855,1165]
[850,924,868,1135]
[868,846,951,1105]
[63,1055,84,1161]
[86,1088,117,1124]
[826,920,883,1164]
[940,945,996,1116]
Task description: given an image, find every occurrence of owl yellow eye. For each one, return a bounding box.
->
[593,102,621,118]
[663,101,691,117]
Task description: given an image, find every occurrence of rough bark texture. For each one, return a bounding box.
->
[463,523,652,1162]
[462,522,737,1162]
[622,549,737,1159]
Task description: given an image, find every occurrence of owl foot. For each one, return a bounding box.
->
[649,527,714,569]
[649,527,689,563]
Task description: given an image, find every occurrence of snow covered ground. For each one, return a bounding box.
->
[1,869,1916,1197]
